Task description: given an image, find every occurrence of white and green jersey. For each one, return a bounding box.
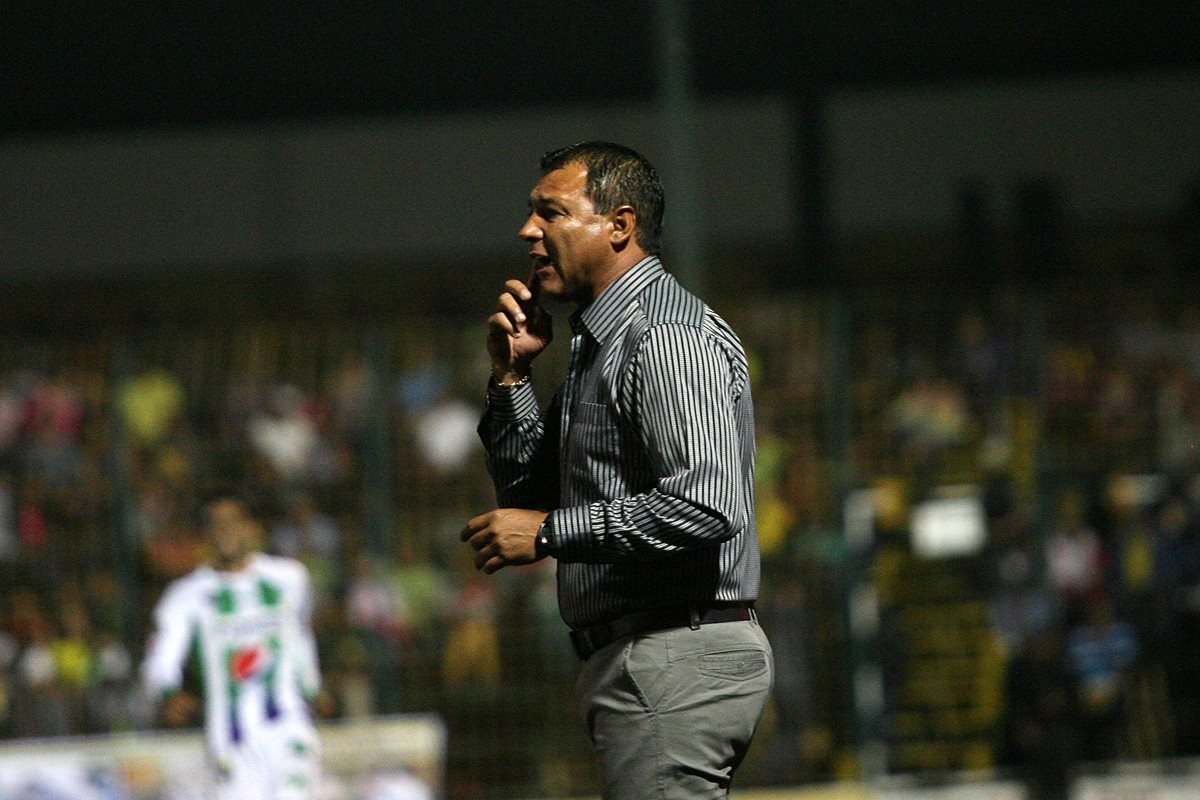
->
[142,553,321,760]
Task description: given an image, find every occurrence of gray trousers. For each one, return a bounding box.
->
[575,618,773,799]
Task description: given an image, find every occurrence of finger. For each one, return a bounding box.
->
[482,555,508,574]
[460,513,489,542]
[486,310,517,337]
[505,278,533,303]
[495,293,527,326]
[474,548,497,570]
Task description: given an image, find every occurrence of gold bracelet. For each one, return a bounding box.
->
[494,373,530,388]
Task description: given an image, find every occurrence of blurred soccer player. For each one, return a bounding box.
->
[142,487,324,800]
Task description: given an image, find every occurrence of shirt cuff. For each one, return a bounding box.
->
[546,505,592,562]
[485,377,539,422]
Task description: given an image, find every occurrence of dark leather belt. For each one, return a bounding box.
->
[569,601,755,660]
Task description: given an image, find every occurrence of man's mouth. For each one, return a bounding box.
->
[531,253,555,271]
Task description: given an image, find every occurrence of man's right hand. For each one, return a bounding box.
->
[161,690,200,727]
[487,274,552,383]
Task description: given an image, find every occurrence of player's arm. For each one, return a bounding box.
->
[294,564,322,698]
[141,583,201,726]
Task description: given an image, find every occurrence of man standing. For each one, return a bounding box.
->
[462,141,773,798]
[142,487,324,800]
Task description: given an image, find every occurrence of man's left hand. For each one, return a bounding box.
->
[461,508,548,573]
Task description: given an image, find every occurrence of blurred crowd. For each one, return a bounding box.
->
[1,276,1200,797]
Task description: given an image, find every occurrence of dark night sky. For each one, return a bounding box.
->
[3,2,1197,134]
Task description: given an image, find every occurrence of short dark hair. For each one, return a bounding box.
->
[540,141,664,255]
[196,483,262,525]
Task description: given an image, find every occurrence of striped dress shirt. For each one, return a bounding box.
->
[480,256,761,630]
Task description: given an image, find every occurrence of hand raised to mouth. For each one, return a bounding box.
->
[486,269,553,384]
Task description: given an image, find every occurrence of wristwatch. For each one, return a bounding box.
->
[535,516,553,559]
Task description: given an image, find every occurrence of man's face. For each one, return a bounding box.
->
[205,498,259,569]
[519,164,613,304]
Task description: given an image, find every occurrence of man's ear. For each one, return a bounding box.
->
[609,205,637,249]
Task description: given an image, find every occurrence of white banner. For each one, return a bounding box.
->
[1074,774,1200,800]
[0,713,445,800]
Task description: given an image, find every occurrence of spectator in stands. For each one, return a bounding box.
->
[49,595,93,732]
[118,367,185,449]
[9,596,71,737]
[1067,596,1138,762]
[1093,362,1149,468]
[441,563,501,693]
[854,320,903,422]
[0,373,28,457]
[132,478,178,549]
[886,363,973,471]
[344,553,410,713]
[0,473,15,565]
[394,343,450,416]
[1173,305,1200,380]
[270,493,340,564]
[304,402,355,495]
[1115,297,1171,368]
[14,479,51,579]
[984,504,1058,655]
[327,351,375,444]
[1002,625,1076,800]
[141,505,206,584]
[86,628,135,733]
[1042,342,1099,468]
[0,626,16,737]
[1150,494,1200,753]
[1044,488,1106,622]
[1151,495,1200,643]
[1154,363,1200,479]
[411,392,480,477]
[1106,478,1162,653]
[247,383,318,488]
[756,562,828,784]
[951,309,1013,410]
[20,371,85,493]
[390,536,454,709]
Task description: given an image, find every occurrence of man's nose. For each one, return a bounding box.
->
[519,216,541,241]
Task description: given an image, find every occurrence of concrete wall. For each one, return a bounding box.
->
[1,72,1196,278]
[829,71,1200,232]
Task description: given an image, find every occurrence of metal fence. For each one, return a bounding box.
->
[0,261,1197,798]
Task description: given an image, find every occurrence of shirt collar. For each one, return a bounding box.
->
[571,255,664,344]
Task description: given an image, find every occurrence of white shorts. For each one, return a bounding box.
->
[212,721,321,800]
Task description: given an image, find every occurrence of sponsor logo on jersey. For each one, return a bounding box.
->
[231,645,269,681]
[213,611,283,640]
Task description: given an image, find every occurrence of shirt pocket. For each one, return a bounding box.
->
[572,401,611,427]
[567,402,625,499]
